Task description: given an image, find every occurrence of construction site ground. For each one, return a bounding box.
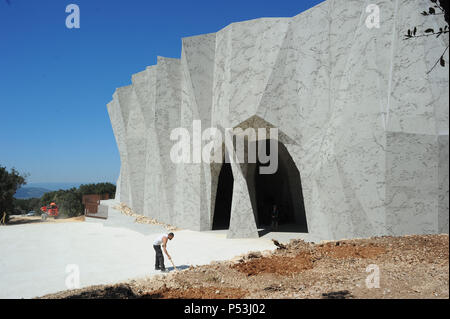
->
[0,217,274,298]
[7,215,85,226]
[41,234,449,299]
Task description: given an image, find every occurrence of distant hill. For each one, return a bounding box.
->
[14,187,51,199]
[26,182,85,191]
[14,182,114,199]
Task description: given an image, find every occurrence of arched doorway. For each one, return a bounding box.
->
[251,139,308,233]
[212,162,234,230]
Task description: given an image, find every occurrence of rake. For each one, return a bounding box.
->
[168,256,178,271]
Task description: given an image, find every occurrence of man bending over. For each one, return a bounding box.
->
[153,232,174,272]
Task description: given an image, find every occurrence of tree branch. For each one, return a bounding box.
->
[404,30,449,39]
[427,45,449,74]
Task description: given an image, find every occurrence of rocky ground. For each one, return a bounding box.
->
[113,202,179,231]
[41,234,449,299]
[7,215,85,226]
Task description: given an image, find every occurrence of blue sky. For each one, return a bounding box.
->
[0,0,323,184]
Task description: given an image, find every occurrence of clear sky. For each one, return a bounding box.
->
[0,0,323,184]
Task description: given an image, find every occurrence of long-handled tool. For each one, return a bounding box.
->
[168,256,177,271]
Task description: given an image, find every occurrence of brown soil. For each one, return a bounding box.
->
[232,252,314,276]
[7,215,85,226]
[40,234,449,299]
[316,242,386,259]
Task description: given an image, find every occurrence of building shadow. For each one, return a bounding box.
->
[257,229,271,237]
[257,223,309,237]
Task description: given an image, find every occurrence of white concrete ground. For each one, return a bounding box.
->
[0,216,281,299]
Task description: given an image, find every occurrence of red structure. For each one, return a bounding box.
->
[82,194,109,218]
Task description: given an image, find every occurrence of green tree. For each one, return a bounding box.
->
[13,197,41,213]
[55,190,83,217]
[38,183,116,218]
[0,166,26,222]
[78,182,116,198]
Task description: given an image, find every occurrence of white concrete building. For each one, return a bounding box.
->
[107,0,449,240]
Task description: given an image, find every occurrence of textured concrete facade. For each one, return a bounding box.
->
[107,0,449,240]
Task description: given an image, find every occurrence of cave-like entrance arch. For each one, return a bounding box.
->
[209,119,308,235]
[246,139,308,233]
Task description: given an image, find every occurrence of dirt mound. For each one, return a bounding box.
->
[42,284,138,299]
[232,252,314,276]
[315,242,386,259]
[114,202,179,231]
[143,287,248,299]
[70,215,85,222]
[8,215,85,226]
[231,239,385,276]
